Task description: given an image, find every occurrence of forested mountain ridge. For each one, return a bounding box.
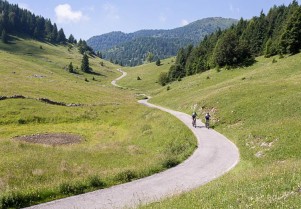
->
[87,17,238,66]
[161,0,301,85]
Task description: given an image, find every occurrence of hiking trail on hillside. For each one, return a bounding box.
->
[26,69,239,209]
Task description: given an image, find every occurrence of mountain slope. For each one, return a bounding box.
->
[119,53,301,208]
[0,38,196,208]
[87,17,238,66]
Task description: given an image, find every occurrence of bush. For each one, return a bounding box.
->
[59,182,87,195]
[1,191,41,208]
[137,76,141,80]
[114,170,137,183]
[88,176,105,188]
[18,118,26,124]
[158,72,169,86]
[162,157,180,169]
[167,86,171,91]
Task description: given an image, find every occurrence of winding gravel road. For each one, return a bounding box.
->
[26,69,239,209]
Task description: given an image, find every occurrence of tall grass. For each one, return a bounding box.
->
[0,38,196,208]
[122,54,301,208]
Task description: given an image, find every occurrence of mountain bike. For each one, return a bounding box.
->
[192,117,197,128]
[205,120,210,129]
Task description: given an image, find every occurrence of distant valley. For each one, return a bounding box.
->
[87,17,238,66]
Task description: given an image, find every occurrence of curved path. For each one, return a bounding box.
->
[111,68,127,88]
[26,69,239,209]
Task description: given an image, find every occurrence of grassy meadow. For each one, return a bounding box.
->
[121,54,301,208]
[0,38,196,208]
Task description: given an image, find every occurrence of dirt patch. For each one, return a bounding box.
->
[14,133,83,146]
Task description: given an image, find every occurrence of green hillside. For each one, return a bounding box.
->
[120,53,301,208]
[87,17,237,66]
[0,38,196,208]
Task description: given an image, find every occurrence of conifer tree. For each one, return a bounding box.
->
[68,62,74,73]
[81,54,90,73]
[1,29,8,43]
[57,28,66,44]
[280,7,301,54]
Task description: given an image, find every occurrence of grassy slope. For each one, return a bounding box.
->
[0,38,196,207]
[121,54,301,208]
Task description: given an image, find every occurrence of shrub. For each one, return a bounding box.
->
[162,157,180,169]
[137,76,141,80]
[59,182,87,195]
[18,118,26,124]
[167,86,171,91]
[114,170,137,183]
[1,191,41,208]
[88,176,105,188]
[158,72,169,86]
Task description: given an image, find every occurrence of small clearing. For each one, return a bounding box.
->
[13,133,83,146]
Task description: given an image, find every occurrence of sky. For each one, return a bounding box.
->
[7,0,295,40]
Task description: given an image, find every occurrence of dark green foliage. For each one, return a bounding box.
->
[81,54,90,73]
[68,62,74,73]
[59,182,87,195]
[156,59,161,66]
[280,6,301,54]
[87,18,238,66]
[78,39,94,55]
[213,30,253,68]
[102,37,183,66]
[1,29,8,43]
[158,72,169,86]
[57,28,66,44]
[114,170,137,183]
[162,157,179,168]
[88,176,105,188]
[0,191,45,209]
[137,76,141,80]
[68,34,76,44]
[0,0,68,44]
[162,1,301,85]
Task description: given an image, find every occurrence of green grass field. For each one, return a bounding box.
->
[121,54,301,208]
[0,38,196,208]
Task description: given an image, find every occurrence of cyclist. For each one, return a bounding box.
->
[192,112,197,128]
[205,112,211,129]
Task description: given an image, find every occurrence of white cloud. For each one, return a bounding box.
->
[103,3,120,20]
[229,4,240,14]
[55,4,87,23]
[181,19,189,26]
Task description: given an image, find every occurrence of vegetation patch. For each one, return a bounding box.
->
[13,133,83,146]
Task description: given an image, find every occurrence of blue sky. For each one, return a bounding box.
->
[7,0,294,40]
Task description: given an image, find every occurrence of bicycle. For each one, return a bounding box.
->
[192,117,197,128]
[205,120,210,129]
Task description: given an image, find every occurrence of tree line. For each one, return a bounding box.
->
[87,18,237,67]
[0,0,75,44]
[160,0,301,85]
